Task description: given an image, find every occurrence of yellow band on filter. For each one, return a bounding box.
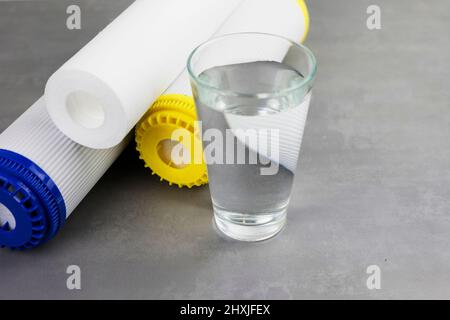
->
[297,0,310,42]
[135,94,208,188]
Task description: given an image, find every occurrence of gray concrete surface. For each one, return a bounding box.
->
[0,0,449,299]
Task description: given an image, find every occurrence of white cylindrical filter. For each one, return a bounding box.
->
[135,0,309,185]
[45,0,244,149]
[0,98,128,250]
[165,0,309,97]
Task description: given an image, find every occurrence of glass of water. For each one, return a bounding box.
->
[188,33,317,241]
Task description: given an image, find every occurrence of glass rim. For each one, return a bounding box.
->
[187,32,317,98]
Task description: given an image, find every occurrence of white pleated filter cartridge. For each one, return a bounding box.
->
[0,98,128,250]
[224,93,312,172]
[163,0,308,97]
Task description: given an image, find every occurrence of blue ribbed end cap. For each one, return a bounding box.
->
[0,149,66,250]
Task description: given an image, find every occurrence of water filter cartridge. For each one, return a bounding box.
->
[163,0,309,97]
[135,0,309,185]
[45,0,244,149]
[0,98,128,250]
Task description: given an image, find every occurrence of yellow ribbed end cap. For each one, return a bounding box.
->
[135,94,208,188]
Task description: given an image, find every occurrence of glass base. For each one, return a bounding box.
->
[213,204,287,242]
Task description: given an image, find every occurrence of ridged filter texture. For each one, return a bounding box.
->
[0,97,128,216]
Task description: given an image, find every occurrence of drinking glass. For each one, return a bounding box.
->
[188,33,316,241]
